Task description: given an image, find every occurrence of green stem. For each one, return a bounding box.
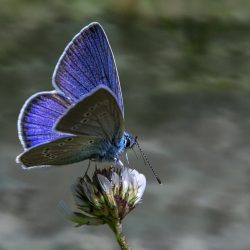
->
[108,221,130,250]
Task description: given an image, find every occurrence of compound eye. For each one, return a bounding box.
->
[125,138,131,148]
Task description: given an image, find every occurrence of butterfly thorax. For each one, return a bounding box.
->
[92,131,135,162]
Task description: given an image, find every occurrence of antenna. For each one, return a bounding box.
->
[136,140,162,184]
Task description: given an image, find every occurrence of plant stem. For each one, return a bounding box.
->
[108,221,130,250]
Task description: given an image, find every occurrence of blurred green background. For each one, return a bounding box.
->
[1,0,250,249]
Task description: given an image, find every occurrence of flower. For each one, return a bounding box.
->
[70,163,146,227]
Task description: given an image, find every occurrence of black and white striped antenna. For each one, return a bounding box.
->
[135,139,162,184]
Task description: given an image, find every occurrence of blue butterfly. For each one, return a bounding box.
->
[16,22,136,168]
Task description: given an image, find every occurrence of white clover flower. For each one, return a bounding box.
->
[71,164,146,227]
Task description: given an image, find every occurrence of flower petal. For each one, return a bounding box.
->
[97,174,112,193]
[136,174,146,203]
[121,167,130,196]
[97,174,116,207]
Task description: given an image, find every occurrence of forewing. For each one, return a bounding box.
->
[16,136,102,168]
[52,22,124,115]
[55,87,124,143]
[18,91,72,149]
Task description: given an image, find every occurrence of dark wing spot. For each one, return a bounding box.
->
[84,112,91,117]
[43,148,50,154]
[89,106,96,112]
[80,118,89,124]
[65,138,73,142]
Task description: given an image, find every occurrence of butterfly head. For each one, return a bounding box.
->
[124,131,137,149]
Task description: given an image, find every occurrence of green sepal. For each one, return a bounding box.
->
[70,212,105,226]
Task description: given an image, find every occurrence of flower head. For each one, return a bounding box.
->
[70,164,146,227]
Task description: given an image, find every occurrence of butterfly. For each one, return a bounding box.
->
[16,22,137,169]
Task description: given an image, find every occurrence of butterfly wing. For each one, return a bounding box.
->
[55,87,124,143]
[16,135,103,168]
[52,22,124,116]
[17,22,125,168]
[18,91,72,149]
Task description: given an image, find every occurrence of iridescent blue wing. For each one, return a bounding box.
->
[16,135,103,168]
[52,22,124,116]
[55,87,124,143]
[18,91,72,149]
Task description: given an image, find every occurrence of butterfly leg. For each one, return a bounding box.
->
[116,159,124,167]
[109,158,117,174]
[84,160,91,176]
[125,152,129,165]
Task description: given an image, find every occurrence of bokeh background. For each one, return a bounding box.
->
[1,0,250,249]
